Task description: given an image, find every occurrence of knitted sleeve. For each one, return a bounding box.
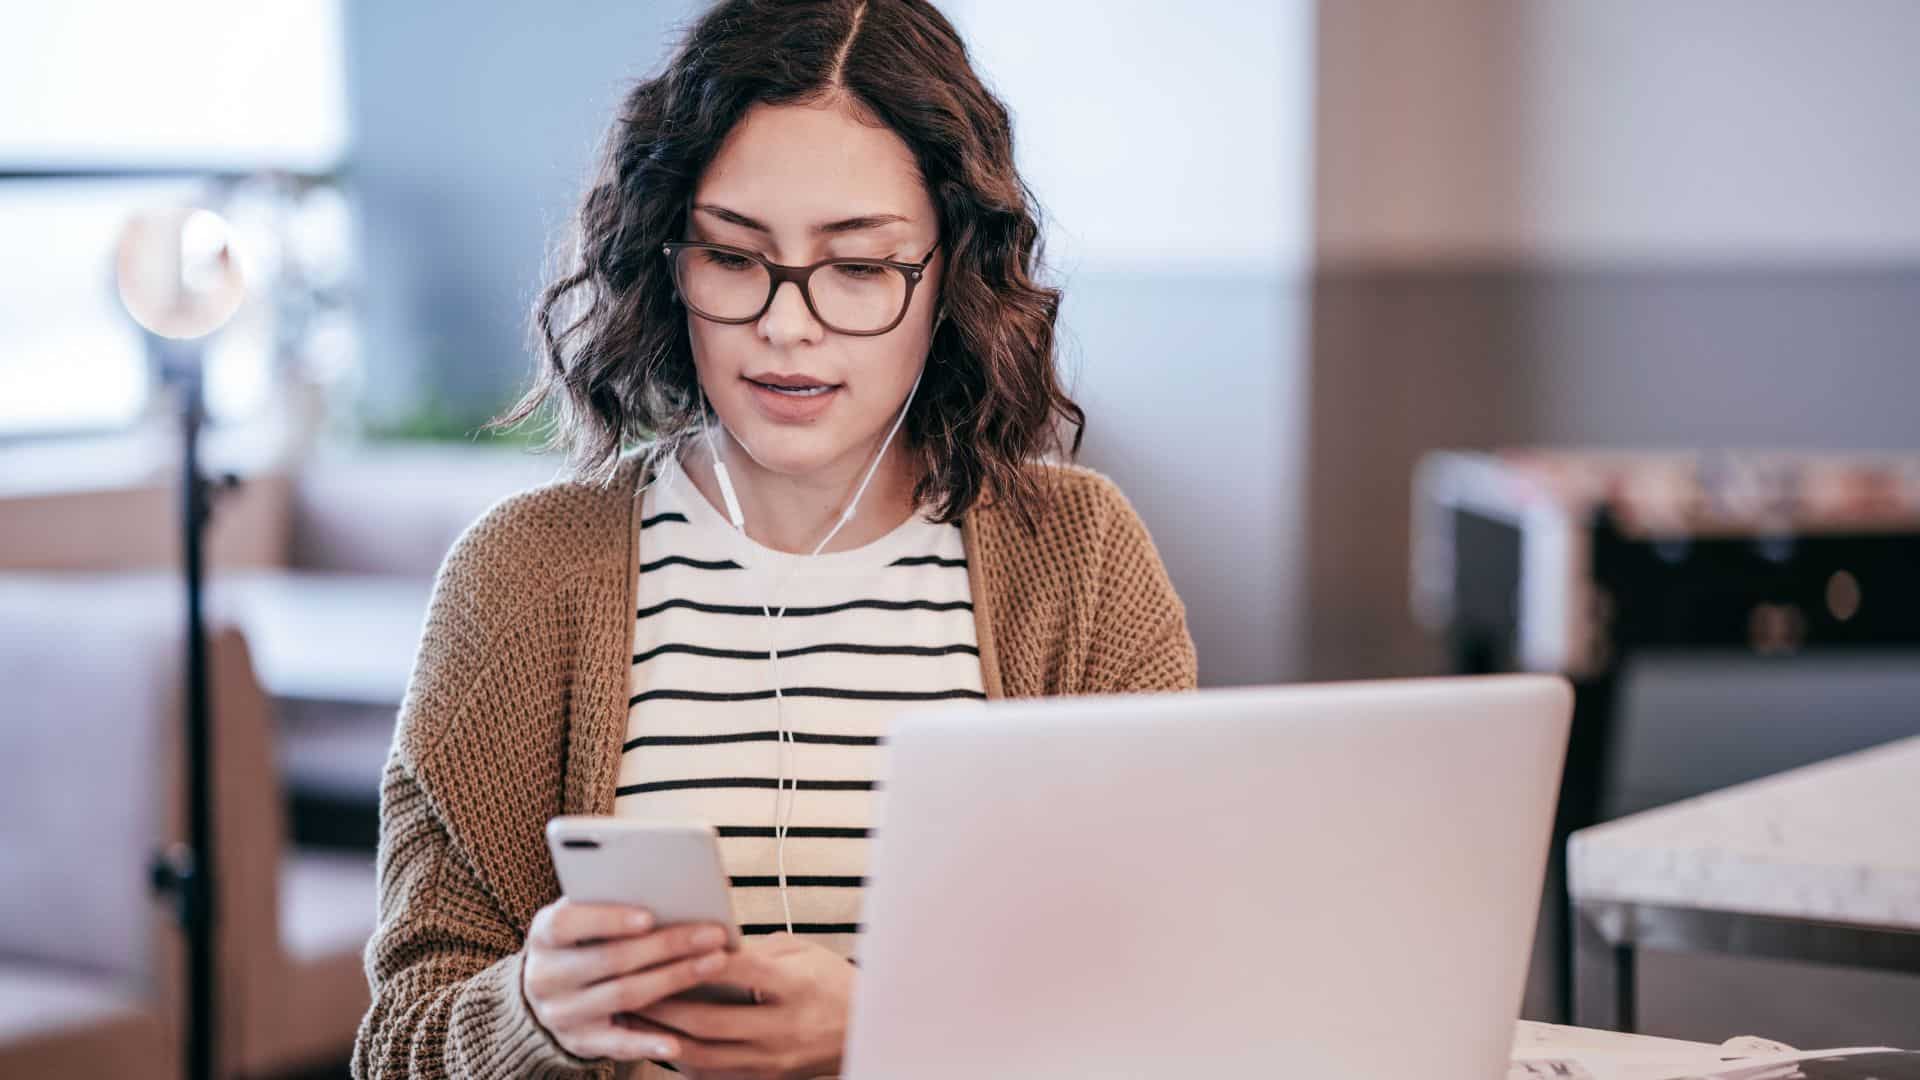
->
[351,491,614,1079]
[352,755,601,1079]
[1080,472,1200,694]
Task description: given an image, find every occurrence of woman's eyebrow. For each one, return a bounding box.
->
[694,203,911,235]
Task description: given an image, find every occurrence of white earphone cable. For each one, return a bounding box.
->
[698,364,925,934]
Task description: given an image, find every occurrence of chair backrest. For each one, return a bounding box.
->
[0,572,289,1039]
[0,474,292,573]
[290,444,564,575]
[0,573,182,980]
[202,607,294,1073]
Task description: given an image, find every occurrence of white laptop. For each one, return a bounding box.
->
[843,674,1572,1080]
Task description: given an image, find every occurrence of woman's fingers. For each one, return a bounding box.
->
[521,896,750,1061]
[570,1017,683,1063]
[705,939,802,1000]
[638,996,783,1042]
[549,948,731,1030]
[528,898,654,948]
[555,921,733,988]
[660,1032,789,1075]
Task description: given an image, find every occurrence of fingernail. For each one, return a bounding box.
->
[649,1038,677,1059]
[696,951,726,974]
[627,910,653,931]
[692,926,725,948]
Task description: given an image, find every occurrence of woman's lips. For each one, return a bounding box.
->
[744,375,842,422]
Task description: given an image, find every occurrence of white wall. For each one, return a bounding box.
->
[942,0,1318,685]
[0,1,347,171]
[1316,0,1920,264]
[1308,4,1920,1033]
[942,0,1314,275]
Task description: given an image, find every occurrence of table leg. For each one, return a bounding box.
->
[1613,937,1637,1033]
[1573,903,1637,1032]
[1553,672,1621,1022]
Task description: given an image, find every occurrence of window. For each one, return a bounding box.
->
[0,1,347,438]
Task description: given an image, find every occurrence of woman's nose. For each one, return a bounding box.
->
[759,279,824,346]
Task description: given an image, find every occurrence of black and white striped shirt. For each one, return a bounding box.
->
[616,454,986,960]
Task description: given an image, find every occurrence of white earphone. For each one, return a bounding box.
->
[698,363,926,934]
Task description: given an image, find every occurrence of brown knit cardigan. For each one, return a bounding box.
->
[351,452,1198,1078]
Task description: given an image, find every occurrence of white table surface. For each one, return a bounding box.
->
[1511,1021,1841,1079]
[214,570,430,707]
[1514,1019,1720,1057]
[1569,734,1920,930]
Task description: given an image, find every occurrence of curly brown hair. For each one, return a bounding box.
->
[489,0,1084,528]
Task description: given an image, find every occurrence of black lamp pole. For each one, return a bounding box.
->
[112,197,253,1080]
[147,333,235,1080]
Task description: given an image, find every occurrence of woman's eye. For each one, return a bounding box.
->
[833,262,886,280]
[701,251,753,271]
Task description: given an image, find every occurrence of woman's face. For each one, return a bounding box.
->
[683,99,944,480]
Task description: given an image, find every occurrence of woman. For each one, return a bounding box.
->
[352,1,1196,1077]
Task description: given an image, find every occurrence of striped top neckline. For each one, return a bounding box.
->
[650,453,955,576]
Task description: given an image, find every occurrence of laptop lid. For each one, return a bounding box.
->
[844,674,1571,1079]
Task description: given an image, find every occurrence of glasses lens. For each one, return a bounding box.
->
[672,246,912,332]
[810,261,910,333]
[674,246,772,321]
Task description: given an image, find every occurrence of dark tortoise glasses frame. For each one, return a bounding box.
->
[661,239,941,337]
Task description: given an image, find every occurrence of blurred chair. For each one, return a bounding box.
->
[263,444,563,847]
[0,578,181,1080]
[0,443,561,1075]
[0,574,376,1077]
[290,443,563,577]
[0,442,562,849]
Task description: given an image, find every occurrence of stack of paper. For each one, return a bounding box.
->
[1509,1021,1909,1079]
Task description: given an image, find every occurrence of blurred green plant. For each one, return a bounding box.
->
[357,395,547,447]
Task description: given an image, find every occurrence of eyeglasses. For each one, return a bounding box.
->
[662,239,940,336]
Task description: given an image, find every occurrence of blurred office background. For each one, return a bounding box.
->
[2,1,1916,1075]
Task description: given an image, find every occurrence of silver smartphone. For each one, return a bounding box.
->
[544,815,754,1005]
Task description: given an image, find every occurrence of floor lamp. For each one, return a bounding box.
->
[115,205,248,1080]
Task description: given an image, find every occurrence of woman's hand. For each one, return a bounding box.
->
[622,932,857,1079]
[520,897,734,1063]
